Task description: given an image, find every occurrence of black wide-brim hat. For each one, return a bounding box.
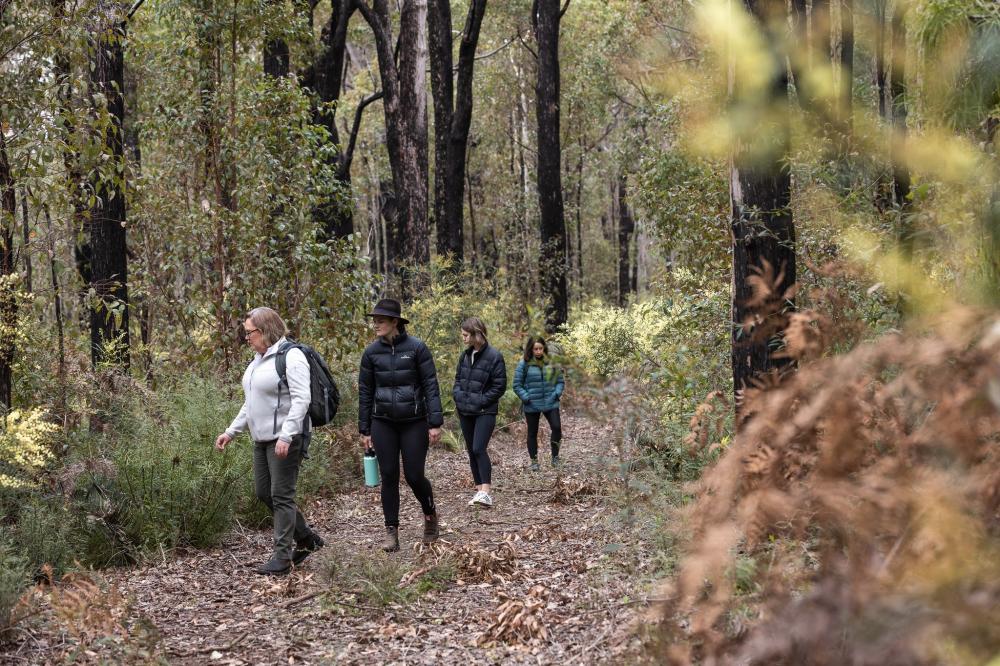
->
[366,298,409,324]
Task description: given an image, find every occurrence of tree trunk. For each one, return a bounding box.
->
[890,1,910,217]
[19,189,31,295]
[875,0,888,119]
[358,0,431,292]
[731,0,796,400]
[616,175,634,306]
[533,0,568,332]
[309,0,357,239]
[87,1,130,370]
[840,0,854,131]
[428,0,487,266]
[0,114,17,412]
[42,203,67,420]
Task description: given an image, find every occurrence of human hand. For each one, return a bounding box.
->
[275,439,291,458]
[362,435,372,449]
[215,433,232,451]
[428,428,442,445]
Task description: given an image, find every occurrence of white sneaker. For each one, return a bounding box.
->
[473,492,493,508]
[468,490,485,506]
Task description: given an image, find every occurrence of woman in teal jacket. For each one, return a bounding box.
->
[512,336,564,470]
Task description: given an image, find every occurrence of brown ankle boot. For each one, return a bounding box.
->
[422,514,439,544]
[382,526,399,552]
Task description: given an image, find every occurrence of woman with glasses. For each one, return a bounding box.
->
[358,299,444,552]
[214,307,324,575]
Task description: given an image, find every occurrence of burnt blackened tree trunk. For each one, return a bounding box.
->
[306,0,357,239]
[731,0,795,400]
[0,114,17,411]
[533,0,569,332]
[87,1,130,369]
[840,0,854,131]
[616,175,635,306]
[890,1,910,218]
[357,0,430,292]
[875,0,888,119]
[428,0,487,265]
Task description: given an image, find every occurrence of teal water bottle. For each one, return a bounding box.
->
[363,447,380,487]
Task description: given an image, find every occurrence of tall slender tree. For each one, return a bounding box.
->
[840,0,854,131]
[87,0,130,369]
[890,1,910,216]
[428,0,487,266]
[357,0,431,291]
[616,174,635,306]
[533,0,569,332]
[0,113,17,411]
[731,0,795,400]
[304,0,358,239]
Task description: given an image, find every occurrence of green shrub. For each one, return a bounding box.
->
[321,542,456,609]
[0,535,29,639]
[561,270,731,425]
[72,377,249,565]
[12,497,80,575]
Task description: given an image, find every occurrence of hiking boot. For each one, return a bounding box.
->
[382,527,400,552]
[292,532,325,566]
[551,455,561,468]
[530,459,540,472]
[255,557,292,576]
[473,492,493,508]
[422,514,439,544]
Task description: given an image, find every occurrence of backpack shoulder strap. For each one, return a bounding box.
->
[274,340,296,386]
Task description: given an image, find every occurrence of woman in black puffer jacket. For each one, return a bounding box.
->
[358,299,443,552]
[452,317,507,508]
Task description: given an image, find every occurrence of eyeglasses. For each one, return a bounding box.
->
[244,328,261,339]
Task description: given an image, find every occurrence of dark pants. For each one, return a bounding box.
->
[525,408,562,459]
[371,418,436,527]
[253,437,311,561]
[459,413,495,485]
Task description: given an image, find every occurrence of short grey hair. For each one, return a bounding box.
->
[247,307,288,347]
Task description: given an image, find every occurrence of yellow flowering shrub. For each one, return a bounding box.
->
[0,408,59,489]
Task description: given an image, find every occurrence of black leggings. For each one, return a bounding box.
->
[525,409,562,459]
[371,419,435,527]
[459,413,495,485]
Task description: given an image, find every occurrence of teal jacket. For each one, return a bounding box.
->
[513,359,564,414]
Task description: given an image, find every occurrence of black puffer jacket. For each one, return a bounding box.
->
[452,344,507,416]
[358,334,444,435]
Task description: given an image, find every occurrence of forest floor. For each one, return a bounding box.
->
[2,412,665,664]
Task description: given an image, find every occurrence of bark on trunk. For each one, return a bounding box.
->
[88,1,130,370]
[428,0,487,266]
[19,189,31,294]
[358,0,431,292]
[890,1,910,218]
[840,0,854,132]
[731,0,796,399]
[309,0,357,239]
[533,0,568,332]
[616,175,635,307]
[0,114,17,411]
[875,0,888,119]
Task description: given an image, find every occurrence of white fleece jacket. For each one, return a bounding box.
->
[225,337,311,443]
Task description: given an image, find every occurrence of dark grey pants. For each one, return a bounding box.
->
[253,437,310,561]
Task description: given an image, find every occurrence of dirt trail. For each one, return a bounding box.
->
[4,413,653,664]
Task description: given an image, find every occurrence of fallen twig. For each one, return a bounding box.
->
[172,630,249,656]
